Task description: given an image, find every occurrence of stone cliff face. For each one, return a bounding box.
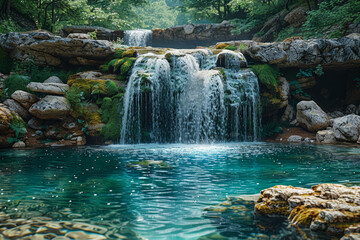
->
[0,31,114,67]
[244,33,360,68]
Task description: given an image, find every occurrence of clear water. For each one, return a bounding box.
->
[0,143,359,239]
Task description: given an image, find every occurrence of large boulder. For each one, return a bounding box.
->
[60,26,124,41]
[11,90,38,109]
[332,114,360,142]
[44,76,63,84]
[27,82,69,95]
[296,101,330,132]
[284,7,307,28]
[0,31,114,67]
[244,34,360,68]
[316,130,336,144]
[29,96,70,120]
[4,99,31,120]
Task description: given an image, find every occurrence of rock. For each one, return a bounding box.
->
[184,24,195,34]
[71,223,107,234]
[28,117,43,130]
[11,90,38,109]
[284,7,307,28]
[4,98,31,120]
[60,26,124,41]
[216,50,247,69]
[297,76,316,89]
[287,135,302,142]
[303,137,314,143]
[27,82,69,95]
[316,130,337,144]
[279,77,290,109]
[0,104,17,132]
[328,111,345,119]
[255,184,360,238]
[296,101,329,132]
[244,35,360,68]
[44,76,63,84]
[68,33,90,39]
[2,225,32,238]
[281,104,295,122]
[346,104,358,115]
[12,141,26,148]
[341,233,360,240]
[29,96,70,120]
[332,114,360,142]
[0,32,114,67]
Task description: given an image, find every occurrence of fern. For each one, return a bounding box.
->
[251,64,280,87]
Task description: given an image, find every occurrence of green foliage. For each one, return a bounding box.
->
[88,30,98,40]
[251,64,280,87]
[261,122,283,139]
[13,60,73,83]
[225,45,237,51]
[0,48,13,74]
[113,49,125,59]
[0,18,23,33]
[65,87,85,106]
[2,74,30,98]
[275,26,295,42]
[296,65,324,78]
[289,80,311,98]
[67,79,120,100]
[300,0,360,39]
[7,115,27,144]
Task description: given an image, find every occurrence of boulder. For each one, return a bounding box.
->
[29,96,70,120]
[346,104,357,115]
[0,32,114,67]
[244,34,360,68]
[13,141,26,148]
[332,114,360,142]
[296,101,329,132]
[44,76,63,84]
[287,135,302,142]
[27,117,43,130]
[11,90,38,109]
[281,104,295,122]
[60,26,124,41]
[328,111,345,119]
[27,82,69,95]
[284,7,307,28]
[4,99,31,120]
[316,130,336,144]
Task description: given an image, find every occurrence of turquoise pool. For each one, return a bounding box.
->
[0,143,359,239]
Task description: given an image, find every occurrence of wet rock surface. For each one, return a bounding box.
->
[255,184,360,239]
[296,100,330,132]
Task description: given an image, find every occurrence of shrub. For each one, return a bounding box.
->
[3,74,30,97]
[261,122,283,139]
[7,115,27,144]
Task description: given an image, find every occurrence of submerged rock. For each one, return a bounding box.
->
[255,184,360,238]
[296,101,329,132]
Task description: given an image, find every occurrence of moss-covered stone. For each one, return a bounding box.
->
[122,50,137,58]
[216,43,230,49]
[67,78,119,98]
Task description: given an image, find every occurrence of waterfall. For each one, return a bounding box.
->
[120,49,261,144]
[124,30,152,47]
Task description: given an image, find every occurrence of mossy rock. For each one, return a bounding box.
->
[113,48,125,58]
[99,93,123,141]
[67,78,119,98]
[224,45,237,51]
[216,43,229,49]
[122,50,137,58]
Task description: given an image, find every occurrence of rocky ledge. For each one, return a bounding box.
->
[0,31,114,67]
[243,33,360,68]
[255,184,360,239]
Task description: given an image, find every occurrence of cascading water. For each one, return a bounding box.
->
[124,30,152,47]
[120,49,261,144]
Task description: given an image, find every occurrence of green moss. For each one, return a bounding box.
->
[238,43,248,51]
[0,48,13,74]
[120,58,136,75]
[216,43,229,49]
[122,50,137,58]
[67,78,119,99]
[113,48,125,58]
[224,45,237,51]
[65,86,85,106]
[251,64,280,88]
[100,94,123,141]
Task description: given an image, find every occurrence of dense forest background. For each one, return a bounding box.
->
[0,0,359,40]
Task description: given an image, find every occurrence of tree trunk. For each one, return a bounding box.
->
[306,0,312,10]
[0,0,11,19]
[51,0,55,32]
